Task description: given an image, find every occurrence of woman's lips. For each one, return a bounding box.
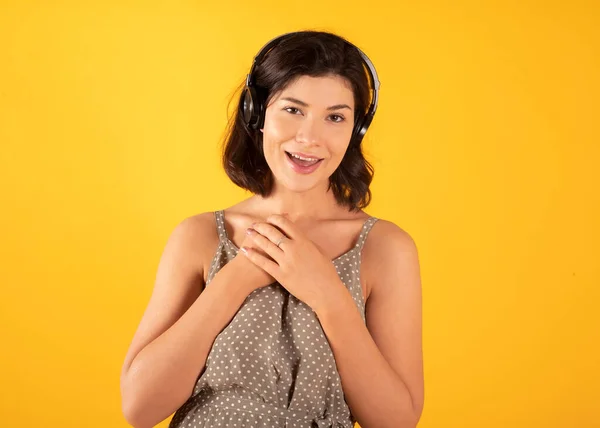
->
[285,151,324,175]
[287,151,322,160]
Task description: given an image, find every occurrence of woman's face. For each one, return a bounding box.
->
[260,74,356,193]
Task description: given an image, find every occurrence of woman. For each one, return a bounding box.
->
[120,30,424,428]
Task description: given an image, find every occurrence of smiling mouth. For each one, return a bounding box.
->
[285,151,323,167]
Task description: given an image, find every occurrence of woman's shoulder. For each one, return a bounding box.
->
[179,211,219,235]
[362,216,418,275]
[364,216,418,256]
[360,216,420,301]
[182,203,253,243]
[172,211,221,254]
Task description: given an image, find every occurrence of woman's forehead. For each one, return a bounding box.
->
[274,75,355,109]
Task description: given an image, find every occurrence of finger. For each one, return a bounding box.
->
[251,222,291,247]
[240,246,280,279]
[246,228,284,262]
[265,214,300,240]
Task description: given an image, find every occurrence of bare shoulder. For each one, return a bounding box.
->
[362,218,420,300]
[173,212,221,280]
[366,218,418,255]
[180,211,219,239]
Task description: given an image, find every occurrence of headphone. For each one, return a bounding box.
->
[240,31,380,146]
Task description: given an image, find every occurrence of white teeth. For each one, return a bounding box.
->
[290,153,319,161]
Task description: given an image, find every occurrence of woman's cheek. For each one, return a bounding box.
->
[267,117,293,140]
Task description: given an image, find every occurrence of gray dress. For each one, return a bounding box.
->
[169,210,378,428]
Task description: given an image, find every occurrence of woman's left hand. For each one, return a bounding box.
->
[241,214,345,313]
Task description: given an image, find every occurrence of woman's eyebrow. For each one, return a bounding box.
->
[280,96,353,111]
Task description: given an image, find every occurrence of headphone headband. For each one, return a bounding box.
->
[241,31,380,145]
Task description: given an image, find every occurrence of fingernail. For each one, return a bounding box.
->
[246,228,254,235]
[240,246,248,254]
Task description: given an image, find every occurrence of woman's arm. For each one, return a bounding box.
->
[120,214,268,428]
[315,220,424,428]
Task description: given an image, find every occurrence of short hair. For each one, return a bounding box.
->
[221,30,375,211]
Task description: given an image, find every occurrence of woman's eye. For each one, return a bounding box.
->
[283,107,344,123]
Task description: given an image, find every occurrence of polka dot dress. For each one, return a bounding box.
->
[169,210,378,428]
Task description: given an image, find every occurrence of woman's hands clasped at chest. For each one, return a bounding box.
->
[239,214,345,314]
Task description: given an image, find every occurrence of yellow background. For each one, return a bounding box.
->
[1,1,598,427]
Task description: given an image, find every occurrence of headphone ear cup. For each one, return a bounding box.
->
[241,85,266,130]
[352,104,376,145]
[352,116,366,145]
[241,86,257,128]
[252,86,267,131]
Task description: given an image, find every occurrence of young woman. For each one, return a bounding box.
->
[120,30,424,428]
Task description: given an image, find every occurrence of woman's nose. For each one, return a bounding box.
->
[295,116,322,145]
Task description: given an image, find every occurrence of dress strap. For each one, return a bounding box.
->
[214,210,229,242]
[355,217,379,253]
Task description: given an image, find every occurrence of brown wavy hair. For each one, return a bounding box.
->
[220,30,375,211]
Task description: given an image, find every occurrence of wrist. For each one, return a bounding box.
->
[228,254,268,288]
[312,279,352,319]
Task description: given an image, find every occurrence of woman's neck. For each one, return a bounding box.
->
[250,187,347,223]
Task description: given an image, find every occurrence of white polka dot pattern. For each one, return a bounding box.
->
[169,211,378,428]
